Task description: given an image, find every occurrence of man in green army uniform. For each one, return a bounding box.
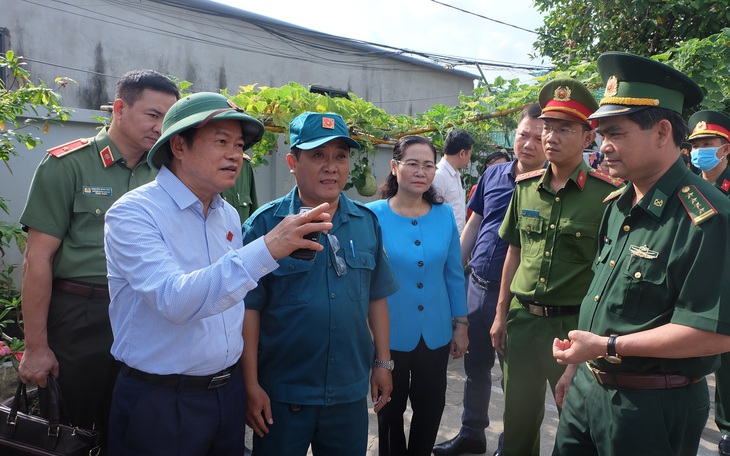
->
[19,70,179,453]
[552,52,730,456]
[687,110,730,456]
[490,79,623,456]
[222,154,259,223]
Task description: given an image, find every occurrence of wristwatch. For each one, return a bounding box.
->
[605,334,622,364]
[373,359,395,371]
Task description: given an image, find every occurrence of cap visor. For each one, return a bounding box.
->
[588,104,649,120]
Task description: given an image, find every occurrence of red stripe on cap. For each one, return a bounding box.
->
[703,123,730,140]
[543,99,594,125]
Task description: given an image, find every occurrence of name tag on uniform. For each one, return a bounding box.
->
[83,186,113,197]
[521,209,540,218]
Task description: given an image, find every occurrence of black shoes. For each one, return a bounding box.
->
[433,434,487,455]
[720,435,730,456]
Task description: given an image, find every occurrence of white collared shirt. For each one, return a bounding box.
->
[432,157,466,234]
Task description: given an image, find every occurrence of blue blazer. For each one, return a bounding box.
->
[367,199,467,351]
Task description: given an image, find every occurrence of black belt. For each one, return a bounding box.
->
[121,363,237,389]
[471,272,500,291]
[517,297,580,317]
[586,363,703,389]
[53,279,109,300]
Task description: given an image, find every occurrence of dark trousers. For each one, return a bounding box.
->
[460,274,504,442]
[378,338,450,456]
[47,290,118,454]
[108,364,246,456]
[716,351,730,434]
[252,399,368,456]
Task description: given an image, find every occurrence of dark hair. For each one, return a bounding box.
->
[379,135,443,205]
[443,129,475,155]
[178,127,198,149]
[626,107,686,147]
[480,150,511,174]
[518,102,542,123]
[115,69,180,105]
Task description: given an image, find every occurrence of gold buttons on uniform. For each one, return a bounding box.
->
[545,251,550,257]
[594,295,600,302]
[634,272,642,279]
[95,209,101,215]
[540,278,546,283]
[550,224,555,229]
[555,197,561,202]
[575,232,582,238]
[609,260,616,267]
[623,225,630,232]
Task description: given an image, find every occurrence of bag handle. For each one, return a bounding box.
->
[6,380,29,426]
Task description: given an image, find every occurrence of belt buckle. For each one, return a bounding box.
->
[586,363,603,385]
[208,372,231,389]
[528,303,546,317]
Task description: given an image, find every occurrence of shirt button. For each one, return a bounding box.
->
[330,358,335,364]
[609,260,616,267]
[330,293,336,299]
[549,224,555,229]
[288,265,295,271]
[412,220,418,226]
[417,305,424,311]
[415,240,421,246]
[594,295,600,302]
[417,261,424,267]
[555,196,561,202]
[95,209,101,215]
[623,225,630,232]
[331,326,337,332]
[539,277,546,283]
[262,267,269,273]
[634,272,642,279]
[545,251,550,257]
[575,232,582,238]
[417,283,424,289]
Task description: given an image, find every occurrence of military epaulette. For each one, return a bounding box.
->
[589,169,624,187]
[47,138,92,158]
[602,188,623,203]
[242,153,252,162]
[677,185,717,225]
[515,168,545,183]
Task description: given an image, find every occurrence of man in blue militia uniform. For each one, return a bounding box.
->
[242,112,398,456]
[433,103,547,456]
[686,110,730,456]
[552,53,730,456]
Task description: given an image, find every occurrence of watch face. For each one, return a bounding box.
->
[604,355,622,364]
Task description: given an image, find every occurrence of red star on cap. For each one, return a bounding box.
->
[322,117,335,129]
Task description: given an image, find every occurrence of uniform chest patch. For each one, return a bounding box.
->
[521,209,540,218]
[83,186,113,197]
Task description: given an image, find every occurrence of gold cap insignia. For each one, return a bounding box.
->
[605,76,618,97]
[554,86,572,102]
[694,121,707,133]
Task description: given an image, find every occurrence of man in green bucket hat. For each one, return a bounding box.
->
[552,52,730,456]
[104,92,332,456]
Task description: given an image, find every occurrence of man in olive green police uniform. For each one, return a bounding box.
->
[552,52,730,456]
[687,110,730,456]
[19,70,179,453]
[490,79,623,456]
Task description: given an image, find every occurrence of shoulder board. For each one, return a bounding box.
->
[602,188,623,203]
[589,169,624,187]
[47,138,92,158]
[677,185,718,225]
[242,153,252,162]
[515,168,545,183]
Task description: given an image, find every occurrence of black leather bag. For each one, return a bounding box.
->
[0,375,100,455]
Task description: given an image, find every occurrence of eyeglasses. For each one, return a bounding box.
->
[395,160,437,173]
[327,234,347,277]
[542,124,587,136]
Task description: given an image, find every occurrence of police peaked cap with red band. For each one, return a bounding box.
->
[688,110,730,142]
[539,78,599,127]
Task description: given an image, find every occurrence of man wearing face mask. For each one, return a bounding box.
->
[687,110,730,456]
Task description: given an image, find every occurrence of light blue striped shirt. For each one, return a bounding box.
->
[105,166,278,375]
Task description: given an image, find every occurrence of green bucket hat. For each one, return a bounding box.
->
[147,92,265,170]
[589,52,703,120]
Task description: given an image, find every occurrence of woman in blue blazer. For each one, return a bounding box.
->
[367,135,468,456]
